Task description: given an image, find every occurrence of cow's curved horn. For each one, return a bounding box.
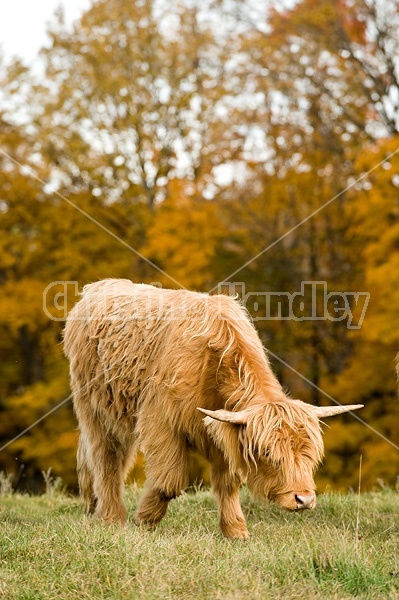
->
[313,404,363,418]
[197,407,250,424]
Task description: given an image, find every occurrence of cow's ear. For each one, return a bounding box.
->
[313,404,363,418]
[197,407,250,425]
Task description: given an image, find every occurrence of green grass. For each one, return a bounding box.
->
[0,487,398,599]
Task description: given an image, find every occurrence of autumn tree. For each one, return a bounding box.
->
[317,136,399,490]
[213,0,399,393]
[36,1,252,209]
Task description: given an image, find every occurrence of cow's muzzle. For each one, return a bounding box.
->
[295,493,316,510]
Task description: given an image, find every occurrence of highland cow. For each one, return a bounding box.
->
[63,278,362,539]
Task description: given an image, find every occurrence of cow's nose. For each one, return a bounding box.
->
[295,493,315,510]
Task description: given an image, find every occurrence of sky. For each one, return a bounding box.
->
[0,0,92,63]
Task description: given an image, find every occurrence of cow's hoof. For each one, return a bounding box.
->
[134,515,161,530]
[220,521,250,540]
[224,529,250,541]
[94,506,127,526]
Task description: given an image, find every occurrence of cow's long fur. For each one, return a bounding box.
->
[64,278,325,539]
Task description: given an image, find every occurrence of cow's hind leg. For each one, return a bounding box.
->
[92,435,130,525]
[211,454,249,540]
[77,434,96,515]
[79,419,130,525]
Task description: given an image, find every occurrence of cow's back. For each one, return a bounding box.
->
[64,279,235,425]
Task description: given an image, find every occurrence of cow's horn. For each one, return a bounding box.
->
[197,407,250,424]
[313,404,364,418]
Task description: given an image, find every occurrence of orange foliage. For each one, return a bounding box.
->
[0,0,398,493]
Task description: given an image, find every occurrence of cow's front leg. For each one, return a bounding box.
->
[134,485,176,527]
[135,431,188,528]
[211,457,249,540]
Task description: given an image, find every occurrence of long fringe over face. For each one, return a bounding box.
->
[203,399,324,502]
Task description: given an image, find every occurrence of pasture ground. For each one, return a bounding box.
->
[0,485,398,599]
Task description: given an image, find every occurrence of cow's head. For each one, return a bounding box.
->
[199,400,363,511]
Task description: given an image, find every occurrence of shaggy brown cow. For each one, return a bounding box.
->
[64,279,362,539]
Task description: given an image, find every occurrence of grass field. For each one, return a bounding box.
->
[0,484,398,599]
